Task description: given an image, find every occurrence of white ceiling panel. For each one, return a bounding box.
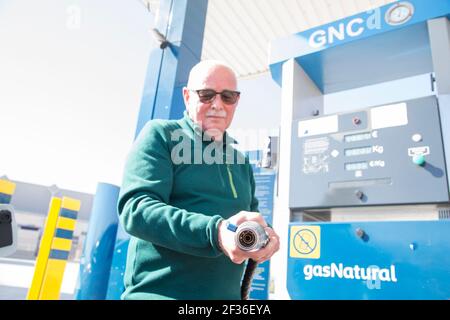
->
[141,0,398,78]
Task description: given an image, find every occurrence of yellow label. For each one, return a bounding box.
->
[290,225,321,259]
[61,197,81,212]
[51,237,72,252]
[0,179,16,195]
[57,216,76,231]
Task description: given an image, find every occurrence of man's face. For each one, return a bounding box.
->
[183,65,239,139]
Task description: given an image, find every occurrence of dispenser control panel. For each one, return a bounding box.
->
[289,96,449,209]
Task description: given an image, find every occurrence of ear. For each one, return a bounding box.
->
[182,87,190,107]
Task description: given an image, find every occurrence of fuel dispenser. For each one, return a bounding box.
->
[269,0,450,299]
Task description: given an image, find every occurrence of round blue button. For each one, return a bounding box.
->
[412,154,426,166]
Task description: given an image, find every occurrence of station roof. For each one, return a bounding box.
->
[140,0,397,78]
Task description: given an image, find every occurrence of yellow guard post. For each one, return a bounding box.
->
[27,196,81,300]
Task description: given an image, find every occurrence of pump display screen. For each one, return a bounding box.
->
[344,132,372,142]
[345,161,369,171]
[345,146,372,156]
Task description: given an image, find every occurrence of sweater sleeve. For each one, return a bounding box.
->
[117,121,223,257]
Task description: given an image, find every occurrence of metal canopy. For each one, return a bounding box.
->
[141,0,397,78]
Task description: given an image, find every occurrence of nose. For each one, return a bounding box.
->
[210,94,224,110]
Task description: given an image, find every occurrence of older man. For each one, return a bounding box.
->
[118,60,279,300]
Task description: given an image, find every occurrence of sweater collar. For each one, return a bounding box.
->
[180,110,237,145]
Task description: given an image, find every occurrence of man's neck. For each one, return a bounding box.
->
[204,129,224,142]
[184,111,226,142]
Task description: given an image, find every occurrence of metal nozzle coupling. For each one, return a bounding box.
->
[231,221,269,252]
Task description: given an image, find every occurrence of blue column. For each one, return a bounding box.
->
[107,0,209,299]
[105,222,129,300]
[76,182,120,300]
[135,0,209,137]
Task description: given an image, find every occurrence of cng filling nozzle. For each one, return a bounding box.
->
[226,221,269,251]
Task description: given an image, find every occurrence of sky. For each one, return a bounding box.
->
[0,0,162,194]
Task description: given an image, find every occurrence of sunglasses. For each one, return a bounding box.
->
[190,89,240,105]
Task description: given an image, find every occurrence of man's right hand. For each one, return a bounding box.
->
[217,211,280,264]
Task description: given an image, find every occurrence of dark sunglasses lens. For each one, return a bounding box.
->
[197,90,216,103]
[221,91,239,104]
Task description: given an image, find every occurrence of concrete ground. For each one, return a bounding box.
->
[0,257,79,300]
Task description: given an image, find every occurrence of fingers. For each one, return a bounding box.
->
[218,219,263,265]
[247,227,280,263]
[232,211,267,227]
[220,211,278,265]
[256,255,271,264]
[263,227,280,255]
[229,256,246,264]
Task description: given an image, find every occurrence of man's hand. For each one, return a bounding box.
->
[217,211,280,264]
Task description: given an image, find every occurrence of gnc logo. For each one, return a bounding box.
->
[308,9,382,49]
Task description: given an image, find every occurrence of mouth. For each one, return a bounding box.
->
[206,115,225,119]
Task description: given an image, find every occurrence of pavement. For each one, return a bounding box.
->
[0,257,79,300]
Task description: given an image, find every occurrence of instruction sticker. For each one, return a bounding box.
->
[371,103,408,129]
[290,225,321,259]
[408,146,430,157]
[298,115,338,138]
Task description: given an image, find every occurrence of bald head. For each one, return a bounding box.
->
[183,60,240,141]
[187,60,238,90]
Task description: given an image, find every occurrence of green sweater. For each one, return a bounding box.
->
[117,112,258,300]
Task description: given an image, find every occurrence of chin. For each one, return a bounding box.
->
[205,122,227,132]
[205,127,223,134]
[204,127,224,138]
